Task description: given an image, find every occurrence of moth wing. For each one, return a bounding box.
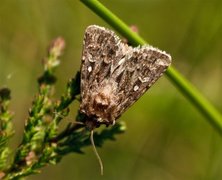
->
[113,45,172,118]
[80,25,127,118]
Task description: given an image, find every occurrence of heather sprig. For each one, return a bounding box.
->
[1,37,125,179]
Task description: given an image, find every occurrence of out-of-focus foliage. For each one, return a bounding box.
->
[0,0,221,179]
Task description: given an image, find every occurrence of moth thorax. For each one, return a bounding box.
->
[93,83,115,109]
[94,93,109,108]
[91,81,117,123]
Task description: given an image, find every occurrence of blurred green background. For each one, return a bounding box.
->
[0,0,222,179]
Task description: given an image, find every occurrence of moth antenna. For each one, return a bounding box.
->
[90,130,104,176]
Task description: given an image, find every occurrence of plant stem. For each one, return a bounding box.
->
[80,0,222,133]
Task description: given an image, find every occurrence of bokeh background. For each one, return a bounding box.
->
[0,0,222,179]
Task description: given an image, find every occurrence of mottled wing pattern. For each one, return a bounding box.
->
[113,46,171,117]
[80,25,126,125]
[80,25,171,126]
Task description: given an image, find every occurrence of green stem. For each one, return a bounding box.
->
[80,0,222,133]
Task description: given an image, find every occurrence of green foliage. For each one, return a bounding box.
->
[0,88,14,171]
[0,37,125,179]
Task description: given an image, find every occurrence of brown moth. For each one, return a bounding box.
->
[80,25,171,128]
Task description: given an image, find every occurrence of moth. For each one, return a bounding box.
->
[80,25,171,129]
